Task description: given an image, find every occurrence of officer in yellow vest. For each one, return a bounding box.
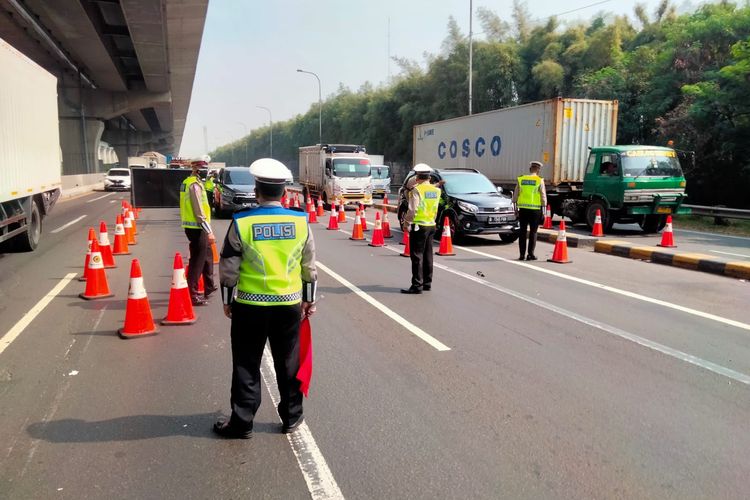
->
[204,171,216,206]
[180,158,216,306]
[215,158,317,439]
[512,161,548,261]
[401,163,441,294]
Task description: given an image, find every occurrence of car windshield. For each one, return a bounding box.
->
[333,159,371,178]
[108,169,129,177]
[224,170,255,185]
[371,166,390,179]
[442,172,497,195]
[621,151,683,177]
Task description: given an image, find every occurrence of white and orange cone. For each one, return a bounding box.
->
[657,215,676,247]
[124,213,136,245]
[369,212,385,247]
[128,209,138,235]
[401,229,411,257]
[349,209,365,240]
[308,202,319,224]
[79,240,114,299]
[112,215,130,255]
[327,201,340,230]
[360,205,369,231]
[162,252,196,325]
[542,205,553,229]
[591,209,604,237]
[436,217,455,256]
[316,198,325,217]
[338,201,347,223]
[98,221,116,268]
[382,209,393,239]
[547,220,572,264]
[118,259,159,338]
[79,227,96,281]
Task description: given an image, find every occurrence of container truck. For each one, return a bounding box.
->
[413,98,689,233]
[0,37,62,251]
[299,144,373,206]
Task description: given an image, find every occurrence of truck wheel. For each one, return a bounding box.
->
[586,202,613,232]
[640,214,666,234]
[13,200,41,251]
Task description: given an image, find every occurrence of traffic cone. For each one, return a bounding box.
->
[134,207,140,220]
[198,274,205,294]
[98,221,116,268]
[112,215,130,255]
[400,226,408,245]
[316,198,325,217]
[128,209,138,235]
[436,217,456,256]
[211,240,220,264]
[360,205,369,231]
[657,215,677,248]
[306,196,314,213]
[79,240,114,299]
[118,259,159,338]
[382,210,393,239]
[369,212,385,247]
[349,210,365,240]
[308,203,318,224]
[293,194,300,209]
[401,229,411,257]
[547,220,572,264]
[124,214,136,245]
[282,195,289,208]
[383,194,389,206]
[542,205,553,229]
[591,209,604,237]
[162,252,196,325]
[338,202,347,223]
[327,202,340,230]
[79,227,96,281]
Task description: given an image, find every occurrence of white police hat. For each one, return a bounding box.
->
[249,158,293,185]
[413,163,433,173]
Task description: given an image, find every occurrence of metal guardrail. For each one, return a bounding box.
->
[684,205,750,220]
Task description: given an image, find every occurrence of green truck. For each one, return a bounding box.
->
[412,98,690,233]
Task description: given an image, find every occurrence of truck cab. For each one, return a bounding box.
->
[370,165,391,197]
[300,144,373,206]
[581,146,689,232]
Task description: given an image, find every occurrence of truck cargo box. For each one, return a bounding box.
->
[413,98,618,186]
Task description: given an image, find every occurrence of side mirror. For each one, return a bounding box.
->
[496,186,503,194]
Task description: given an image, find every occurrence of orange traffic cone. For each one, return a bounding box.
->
[79,240,114,299]
[98,221,116,268]
[338,202,347,223]
[591,209,604,237]
[306,196,314,213]
[112,215,130,255]
[128,209,138,235]
[382,210,393,239]
[436,217,456,256]
[162,252,197,325]
[134,207,140,220]
[547,220,572,264]
[401,229,411,257]
[198,274,205,294]
[118,259,159,338]
[542,205,553,229]
[658,215,676,248]
[282,195,289,209]
[360,205,369,231]
[350,210,365,240]
[369,212,385,247]
[293,194,300,209]
[308,203,318,224]
[327,202,340,230]
[316,198,325,217]
[79,227,96,281]
[211,240,220,264]
[124,214,136,245]
[383,194,389,206]
[400,225,408,245]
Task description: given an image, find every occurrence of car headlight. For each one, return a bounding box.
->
[457,200,478,213]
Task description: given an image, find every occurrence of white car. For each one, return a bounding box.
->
[104,168,132,191]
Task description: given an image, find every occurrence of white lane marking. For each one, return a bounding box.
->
[109,200,117,204]
[85,193,115,203]
[50,215,87,234]
[675,228,750,241]
[260,345,345,500]
[710,250,750,258]
[453,245,750,333]
[0,273,78,356]
[317,261,450,351]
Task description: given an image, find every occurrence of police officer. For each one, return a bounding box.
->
[512,161,548,261]
[215,158,317,439]
[180,157,216,306]
[401,163,441,294]
[205,171,216,206]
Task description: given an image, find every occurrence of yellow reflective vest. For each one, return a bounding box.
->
[516,175,543,209]
[180,176,211,229]
[413,182,441,226]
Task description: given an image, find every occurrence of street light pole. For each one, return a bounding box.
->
[296,68,322,145]
[236,122,248,165]
[256,106,273,158]
[468,0,473,115]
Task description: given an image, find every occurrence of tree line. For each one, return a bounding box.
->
[211,1,750,207]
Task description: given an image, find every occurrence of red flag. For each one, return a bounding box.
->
[297,318,313,397]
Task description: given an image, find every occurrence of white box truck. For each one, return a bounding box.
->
[0,37,62,250]
[367,155,391,197]
[299,144,373,206]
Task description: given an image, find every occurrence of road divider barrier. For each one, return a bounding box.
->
[79,240,114,300]
[548,220,572,264]
[437,217,456,256]
[112,215,130,255]
[658,215,676,248]
[369,212,385,247]
[99,221,116,268]
[79,227,96,281]
[162,252,197,326]
[118,259,159,339]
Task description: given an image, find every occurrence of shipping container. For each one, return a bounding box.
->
[412,98,618,187]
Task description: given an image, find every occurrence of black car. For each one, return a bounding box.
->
[397,168,519,243]
[213,167,257,217]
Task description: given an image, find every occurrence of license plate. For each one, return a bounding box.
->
[656,207,672,214]
[488,216,507,223]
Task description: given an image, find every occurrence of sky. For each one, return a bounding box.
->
[180,0,698,158]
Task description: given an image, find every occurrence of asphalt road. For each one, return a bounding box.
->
[1,192,749,499]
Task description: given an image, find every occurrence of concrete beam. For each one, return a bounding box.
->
[59,88,172,121]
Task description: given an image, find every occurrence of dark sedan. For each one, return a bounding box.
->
[213,167,257,218]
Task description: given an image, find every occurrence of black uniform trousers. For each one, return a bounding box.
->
[518,208,543,258]
[229,301,303,431]
[409,224,436,289]
[185,228,215,299]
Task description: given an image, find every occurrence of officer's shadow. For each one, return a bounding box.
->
[27,413,278,442]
